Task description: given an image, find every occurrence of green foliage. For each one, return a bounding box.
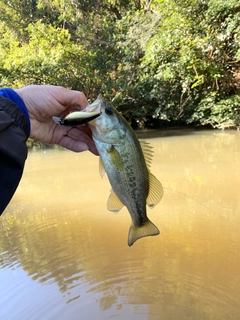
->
[113,0,240,127]
[190,94,240,128]
[0,0,239,128]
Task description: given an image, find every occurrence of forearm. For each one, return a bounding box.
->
[0,91,30,214]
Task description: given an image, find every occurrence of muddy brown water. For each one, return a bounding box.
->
[1,129,240,320]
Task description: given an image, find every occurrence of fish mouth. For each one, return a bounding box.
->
[52,95,102,126]
[85,94,102,114]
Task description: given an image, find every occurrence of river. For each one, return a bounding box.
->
[0,129,240,319]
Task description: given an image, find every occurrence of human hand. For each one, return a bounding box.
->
[15,85,98,155]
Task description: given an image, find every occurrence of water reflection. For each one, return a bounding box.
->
[1,129,240,319]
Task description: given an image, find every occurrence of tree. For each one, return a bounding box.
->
[0,0,239,128]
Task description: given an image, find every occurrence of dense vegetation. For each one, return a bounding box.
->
[0,0,239,128]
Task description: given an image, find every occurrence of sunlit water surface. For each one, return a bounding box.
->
[1,129,240,320]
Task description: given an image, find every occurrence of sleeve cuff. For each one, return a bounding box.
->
[0,88,31,132]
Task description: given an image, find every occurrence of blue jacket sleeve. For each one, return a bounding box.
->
[0,89,30,215]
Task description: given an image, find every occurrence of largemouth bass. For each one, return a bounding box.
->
[53,96,164,246]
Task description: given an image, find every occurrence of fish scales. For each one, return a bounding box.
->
[108,136,149,226]
[87,97,164,246]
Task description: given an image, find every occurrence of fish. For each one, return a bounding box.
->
[53,95,164,246]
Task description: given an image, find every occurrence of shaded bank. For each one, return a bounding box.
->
[26,125,226,150]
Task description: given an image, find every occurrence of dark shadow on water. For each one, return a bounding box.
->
[135,126,216,139]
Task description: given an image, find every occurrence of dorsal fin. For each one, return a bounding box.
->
[107,190,124,212]
[140,140,153,168]
[147,172,164,208]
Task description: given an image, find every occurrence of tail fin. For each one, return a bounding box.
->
[128,219,160,247]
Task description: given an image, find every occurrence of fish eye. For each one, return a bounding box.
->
[105,105,113,115]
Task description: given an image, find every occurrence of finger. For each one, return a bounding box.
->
[66,127,99,155]
[66,127,93,141]
[59,135,90,153]
[57,87,89,110]
[59,127,99,155]
[88,142,99,155]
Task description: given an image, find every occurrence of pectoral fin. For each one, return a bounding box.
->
[107,190,124,212]
[128,218,160,246]
[99,157,105,178]
[147,172,164,208]
[107,145,124,171]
